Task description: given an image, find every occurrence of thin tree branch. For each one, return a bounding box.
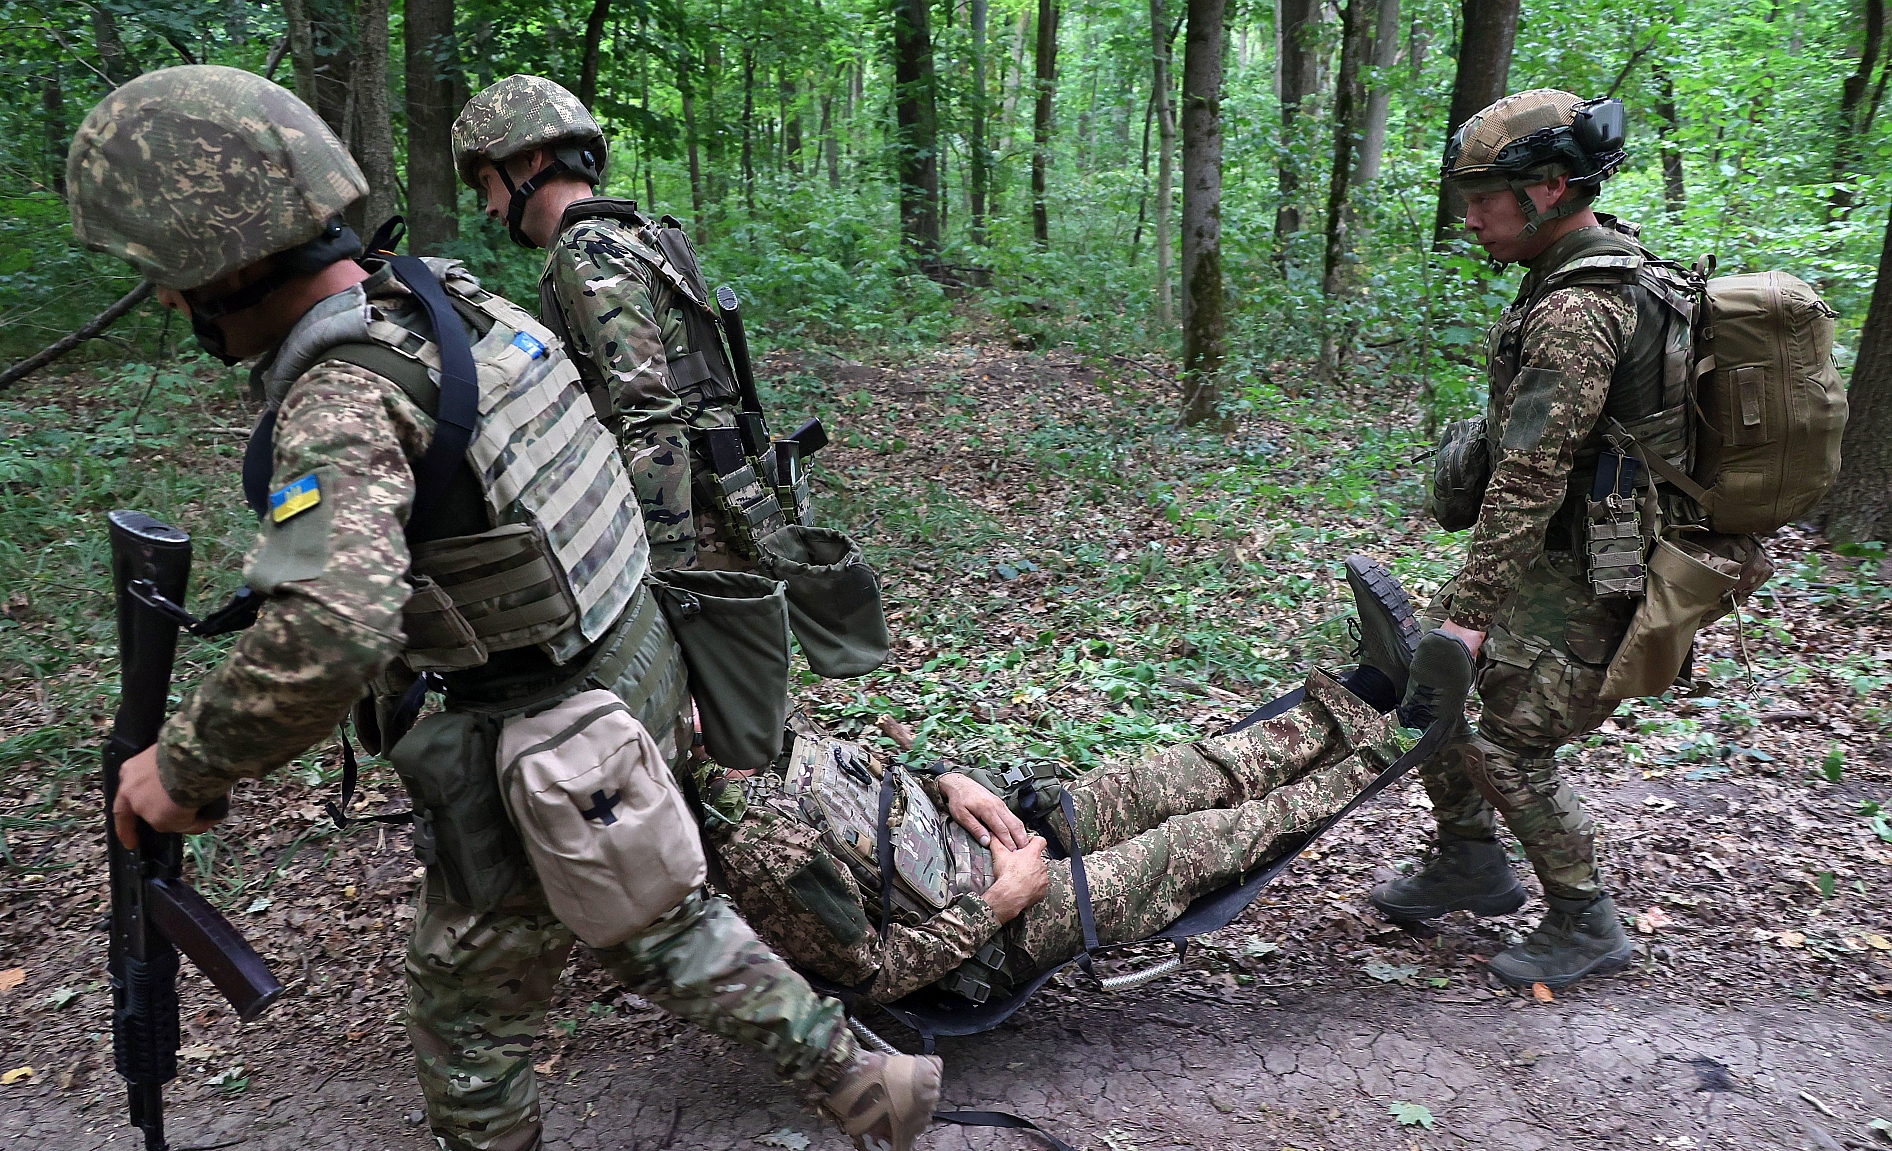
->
[0,284,154,394]
[264,32,291,81]
[1604,34,1658,100]
[36,23,117,87]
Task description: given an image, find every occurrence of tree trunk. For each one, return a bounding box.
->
[821,93,841,189]
[1819,199,1892,543]
[1317,0,1369,384]
[1431,0,1519,246]
[783,74,802,175]
[354,0,399,231]
[282,0,319,110]
[1150,0,1177,323]
[1031,0,1059,247]
[1352,0,1398,185]
[1827,0,1884,220]
[1652,61,1685,220]
[578,0,609,109]
[1274,0,1320,244]
[970,0,991,245]
[91,6,138,86]
[42,71,66,197]
[1180,0,1228,427]
[741,49,756,215]
[404,0,458,255]
[681,59,707,243]
[893,0,943,259]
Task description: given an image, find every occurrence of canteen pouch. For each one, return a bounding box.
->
[1428,416,1493,532]
[757,525,890,678]
[497,689,707,947]
[390,709,529,912]
[1600,536,1742,699]
[652,569,791,771]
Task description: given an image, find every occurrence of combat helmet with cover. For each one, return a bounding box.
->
[452,75,607,248]
[1442,88,1627,237]
[65,64,369,362]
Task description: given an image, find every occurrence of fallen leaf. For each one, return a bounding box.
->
[533,1055,560,1076]
[2,1067,33,1085]
[1865,934,1891,951]
[876,715,916,750]
[0,968,23,992]
[179,1044,219,1061]
[1389,1101,1435,1129]
[1636,906,1676,935]
[43,987,79,1010]
[1364,961,1420,983]
[1532,982,1555,1003]
[756,1130,812,1151]
[245,897,272,914]
[1777,931,1807,948]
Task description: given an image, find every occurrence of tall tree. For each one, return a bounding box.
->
[90,6,138,86]
[1274,0,1320,245]
[354,0,399,230]
[681,56,707,241]
[1150,0,1177,323]
[282,0,319,113]
[893,0,943,259]
[1031,0,1060,247]
[404,0,459,255]
[1819,199,1892,543]
[1827,0,1885,219]
[1318,0,1370,383]
[969,0,992,245]
[1179,0,1228,427]
[1430,0,1519,245]
[1652,61,1686,219]
[42,70,66,195]
[578,0,610,109]
[1352,0,1399,185]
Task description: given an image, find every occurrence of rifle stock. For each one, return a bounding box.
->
[105,511,285,1150]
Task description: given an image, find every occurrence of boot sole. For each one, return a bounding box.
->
[1344,555,1420,698]
[1369,883,1529,923]
[1487,941,1637,991]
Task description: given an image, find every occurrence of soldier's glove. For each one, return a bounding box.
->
[1397,630,1476,731]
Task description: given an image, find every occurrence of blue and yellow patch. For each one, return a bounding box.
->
[269,473,321,523]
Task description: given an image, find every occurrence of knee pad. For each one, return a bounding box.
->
[1450,736,1515,815]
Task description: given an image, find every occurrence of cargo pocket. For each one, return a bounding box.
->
[651,570,792,772]
[1563,594,1634,667]
[1600,537,1742,700]
[756,525,890,679]
[497,689,707,948]
[390,710,528,913]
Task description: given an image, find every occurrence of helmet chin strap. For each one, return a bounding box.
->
[497,158,575,249]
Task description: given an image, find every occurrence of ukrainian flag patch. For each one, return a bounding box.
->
[269,473,322,523]
[510,330,546,359]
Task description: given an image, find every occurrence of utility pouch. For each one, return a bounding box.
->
[1428,417,1493,532]
[400,574,489,672]
[756,525,890,679]
[389,709,529,912]
[410,522,580,656]
[698,426,787,559]
[1586,451,1647,600]
[651,569,791,771]
[497,689,707,947]
[1599,536,1742,699]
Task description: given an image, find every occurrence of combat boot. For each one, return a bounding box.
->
[1345,554,1420,699]
[1487,893,1635,990]
[1369,834,1528,921]
[819,1049,943,1151]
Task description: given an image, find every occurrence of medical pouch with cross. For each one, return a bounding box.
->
[496,688,706,947]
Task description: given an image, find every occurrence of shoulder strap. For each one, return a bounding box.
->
[387,254,479,524]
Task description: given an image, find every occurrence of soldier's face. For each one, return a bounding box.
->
[1461,178,1569,263]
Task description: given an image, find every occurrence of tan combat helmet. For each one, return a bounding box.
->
[1442,88,1627,236]
[66,65,368,361]
[452,75,607,248]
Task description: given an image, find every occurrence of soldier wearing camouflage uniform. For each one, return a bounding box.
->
[1379,90,1694,989]
[699,563,1425,1004]
[74,67,939,1151]
[452,75,752,572]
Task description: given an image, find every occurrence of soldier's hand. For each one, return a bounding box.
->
[113,745,220,848]
[937,772,1031,850]
[984,834,1050,922]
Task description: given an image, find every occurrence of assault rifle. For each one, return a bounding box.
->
[713,285,828,526]
[104,511,285,1150]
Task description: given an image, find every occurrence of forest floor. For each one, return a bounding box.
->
[1,336,1890,1151]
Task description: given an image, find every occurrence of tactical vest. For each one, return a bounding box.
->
[258,258,651,672]
[1486,218,1702,551]
[537,198,742,415]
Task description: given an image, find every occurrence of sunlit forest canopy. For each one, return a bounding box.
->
[1,0,1886,425]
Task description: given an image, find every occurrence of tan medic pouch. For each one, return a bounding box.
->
[1600,534,1767,700]
[496,688,707,947]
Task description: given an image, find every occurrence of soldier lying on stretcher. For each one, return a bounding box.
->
[687,557,1469,1006]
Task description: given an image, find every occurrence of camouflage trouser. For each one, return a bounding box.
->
[1421,553,1634,901]
[406,879,854,1151]
[1010,670,1402,972]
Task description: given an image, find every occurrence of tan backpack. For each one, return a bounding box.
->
[1635,270,1848,535]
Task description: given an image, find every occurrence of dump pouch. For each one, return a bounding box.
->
[756,525,890,678]
[1599,536,1743,699]
[389,710,530,912]
[651,569,791,771]
[1428,417,1493,532]
[496,689,707,947]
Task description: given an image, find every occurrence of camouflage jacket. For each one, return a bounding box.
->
[155,282,426,808]
[542,216,729,570]
[1449,226,1641,632]
[698,768,1003,1004]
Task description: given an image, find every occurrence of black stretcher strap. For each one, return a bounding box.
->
[935,1110,1079,1151]
[1056,788,1101,981]
[327,673,430,828]
[877,769,898,941]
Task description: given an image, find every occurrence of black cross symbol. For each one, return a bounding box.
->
[579,789,621,826]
